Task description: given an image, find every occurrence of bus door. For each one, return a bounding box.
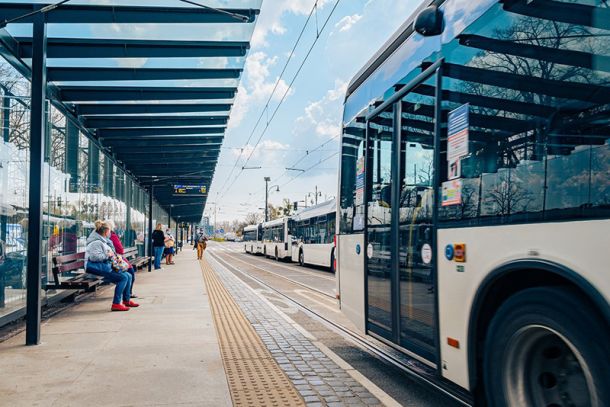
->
[365,73,439,362]
[365,105,395,339]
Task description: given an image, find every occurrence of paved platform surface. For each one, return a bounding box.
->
[0,255,231,407]
[0,245,429,407]
[204,255,384,407]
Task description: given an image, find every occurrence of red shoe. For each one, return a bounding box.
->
[123,300,140,308]
[111,303,130,312]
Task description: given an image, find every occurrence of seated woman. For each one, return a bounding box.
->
[106,220,137,298]
[85,220,139,312]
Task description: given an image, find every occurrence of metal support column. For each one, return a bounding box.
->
[65,121,79,192]
[0,92,10,308]
[179,223,184,252]
[147,186,153,272]
[1,93,10,242]
[25,13,47,346]
[125,180,132,245]
[87,141,100,193]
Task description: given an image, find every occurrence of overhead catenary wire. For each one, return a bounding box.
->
[245,134,340,201]
[215,0,320,197]
[239,0,341,171]
[281,151,339,188]
[241,150,340,211]
[218,0,342,200]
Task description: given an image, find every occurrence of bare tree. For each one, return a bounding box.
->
[487,172,534,216]
[279,198,293,217]
[244,212,263,225]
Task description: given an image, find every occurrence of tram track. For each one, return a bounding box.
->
[234,247,336,281]
[216,249,336,299]
[207,250,472,407]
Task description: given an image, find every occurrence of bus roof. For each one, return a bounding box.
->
[243,224,259,232]
[346,0,443,100]
[262,218,286,228]
[292,199,336,222]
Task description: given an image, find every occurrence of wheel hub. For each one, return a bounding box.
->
[503,326,594,407]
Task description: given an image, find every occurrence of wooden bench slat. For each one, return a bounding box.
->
[56,260,85,273]
[50,251,103,291]
[53,252,85,264]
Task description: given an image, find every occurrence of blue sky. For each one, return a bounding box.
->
[206,0,421,222]
[6,0,421,223]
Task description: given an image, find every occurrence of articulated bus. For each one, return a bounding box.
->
[243,224,263,254]
[291,199,337,271]
[336,0,610,405]
[261,217,292,260]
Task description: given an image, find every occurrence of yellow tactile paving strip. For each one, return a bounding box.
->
[200,258,306,407]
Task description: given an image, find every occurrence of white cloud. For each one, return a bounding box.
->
[251,0,333,48]
[296,79,347,139]
[245,52,292,101]
[335,14,362,32]
[227,84,250,129]
[229,51,294,127]
[232,140,289,160]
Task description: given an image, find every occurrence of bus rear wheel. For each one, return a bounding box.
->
[483,287,609,407]
[330,252,335,274]
[299,250,304,266]
[275,247,279,261]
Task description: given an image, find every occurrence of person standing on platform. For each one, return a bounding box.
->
[152,223,165,270]
[194,229,207,260]
[164,228,176,265]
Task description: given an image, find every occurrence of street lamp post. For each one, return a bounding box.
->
[264,177,271,222]
[264,177,280,222]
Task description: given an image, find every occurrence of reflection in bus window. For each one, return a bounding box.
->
[438,3,610,224]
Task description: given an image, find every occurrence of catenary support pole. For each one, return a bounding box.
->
[25,12,47,346]
[147,186,153,272]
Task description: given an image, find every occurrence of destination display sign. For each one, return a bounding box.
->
[173,185,207,196]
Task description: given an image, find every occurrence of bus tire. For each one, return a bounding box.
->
[483,286,610,407]
[299,250,304,267]
[330,251,335,274]
[275,247,279,261]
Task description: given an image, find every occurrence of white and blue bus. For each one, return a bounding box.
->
[261,217,292,261]
[336,0,610,405]
[243,224,263,254]
[291,199,337,272]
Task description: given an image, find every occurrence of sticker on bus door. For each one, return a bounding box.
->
[421,243,432,264]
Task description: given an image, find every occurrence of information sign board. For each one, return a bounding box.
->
[173,185,207,196]
[447,103,470,162]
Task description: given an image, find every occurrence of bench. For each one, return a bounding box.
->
[123,247,150,270]
[50,252,103,291]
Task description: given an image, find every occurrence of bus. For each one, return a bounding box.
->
[261,217,292,261]
[243,224,263,254]
[291,199,337,272]
[336,0,610,405]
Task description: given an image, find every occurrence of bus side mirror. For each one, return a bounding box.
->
[414,6,444,36]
